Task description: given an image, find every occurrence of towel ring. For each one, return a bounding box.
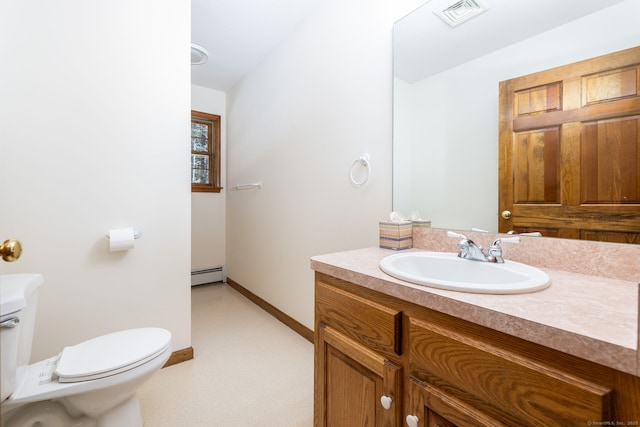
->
[349,154,370,186]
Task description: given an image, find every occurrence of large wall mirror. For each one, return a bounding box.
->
[393,0,640,242]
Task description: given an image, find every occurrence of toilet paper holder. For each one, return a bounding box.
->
[105,227,143,239]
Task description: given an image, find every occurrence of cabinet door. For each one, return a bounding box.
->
[315,322,402,427]
[406,377,509,427]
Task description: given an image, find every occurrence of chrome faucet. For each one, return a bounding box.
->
[447,231,520,263]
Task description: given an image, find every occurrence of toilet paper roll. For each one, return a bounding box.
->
[109,227,135,252]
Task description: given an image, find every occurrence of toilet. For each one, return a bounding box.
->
[0,274,172,427]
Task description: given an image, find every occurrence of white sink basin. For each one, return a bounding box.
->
[379,252,550,294]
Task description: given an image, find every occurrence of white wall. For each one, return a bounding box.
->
[1,1,192,361]
[397,0,640,232]
[191,85,227,271]
[226,0,425,330]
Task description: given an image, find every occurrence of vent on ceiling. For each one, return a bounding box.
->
[434,0,489,28]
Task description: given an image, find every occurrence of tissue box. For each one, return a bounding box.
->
[379,220,412,250]
[412,220,432,229]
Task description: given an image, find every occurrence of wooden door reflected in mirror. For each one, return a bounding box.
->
[499,46,640,244]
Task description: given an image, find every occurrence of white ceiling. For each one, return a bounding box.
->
[191,0,320,91]
[191,0,627,91]
[394,0,627,83]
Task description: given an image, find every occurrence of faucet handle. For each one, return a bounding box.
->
[447,231,470,258]
[508,230,542,237]
[447,231,467,240]
[494,236,520,245]
[488,236,520,263]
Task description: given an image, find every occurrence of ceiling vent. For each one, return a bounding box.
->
[434,0,489,28]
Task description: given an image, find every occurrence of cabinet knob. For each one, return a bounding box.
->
[380,395,392,410]
[501,210,512,220]
[406,415,419,427]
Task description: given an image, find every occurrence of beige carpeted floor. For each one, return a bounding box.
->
[138,282,314,426]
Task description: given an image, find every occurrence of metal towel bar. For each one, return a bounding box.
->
[231,181,263,190]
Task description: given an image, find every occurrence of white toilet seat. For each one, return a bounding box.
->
[55,328,171,383]
[4,328,171,407]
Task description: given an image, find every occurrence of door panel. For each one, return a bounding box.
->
[581,117,640,204]
[326,344,377,426]
[512,128,561,204]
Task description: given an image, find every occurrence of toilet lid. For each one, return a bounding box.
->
[55,328,171,383]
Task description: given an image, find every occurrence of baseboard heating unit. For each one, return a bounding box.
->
[191,266,227,286]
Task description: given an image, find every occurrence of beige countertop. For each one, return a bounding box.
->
[311,246,640,376]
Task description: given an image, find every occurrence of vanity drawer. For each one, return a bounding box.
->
[409,317,613,426]
[315,277,402,358]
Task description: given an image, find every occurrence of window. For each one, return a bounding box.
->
[191,111,221,193]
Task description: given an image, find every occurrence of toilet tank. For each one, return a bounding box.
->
[0,274,44,401]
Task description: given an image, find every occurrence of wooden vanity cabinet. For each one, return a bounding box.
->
[314,272,640,427]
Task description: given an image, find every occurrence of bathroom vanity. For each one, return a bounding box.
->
[311,231,640,427]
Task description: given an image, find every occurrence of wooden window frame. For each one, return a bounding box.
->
[191,110,222,193]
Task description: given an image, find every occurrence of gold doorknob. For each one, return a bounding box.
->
[501,210,512,220]
[1,239,22,262]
